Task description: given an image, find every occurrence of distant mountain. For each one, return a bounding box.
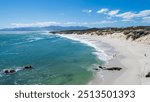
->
[0,26,89,31]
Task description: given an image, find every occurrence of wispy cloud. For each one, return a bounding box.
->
[11,22,61,27]
[142,16,150,23]
[11,21,90,27]
[97,8,109,14]
[100,20,117,24]
[82,9,92,14]
[116,12,136,19]
[116,10,150,21]
[11,20,117,28]
[138,10,150,17]
[97,8,150,23]
[121,19,135,22]
[108,10,120,16]
[97,8,119,16]
[92,20,117,24]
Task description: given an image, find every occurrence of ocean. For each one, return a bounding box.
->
[0,31,103,85]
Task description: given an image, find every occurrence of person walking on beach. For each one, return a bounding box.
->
[144,53,147,57]
[113,54,117,58]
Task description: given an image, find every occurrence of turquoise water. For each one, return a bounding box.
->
[0,31,103,85]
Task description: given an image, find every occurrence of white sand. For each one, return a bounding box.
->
[58,34,150,85]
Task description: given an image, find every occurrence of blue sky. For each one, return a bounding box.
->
[0,0,150,28]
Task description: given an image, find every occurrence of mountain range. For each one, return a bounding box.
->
[0,26,88,31]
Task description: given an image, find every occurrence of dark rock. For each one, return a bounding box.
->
[4,70,9,74]
[146,72,150,78]
[93,68,99,71]
[104,67,122,71]
[99,66,103,69]
[98,66,106,69]
[3,69,16,74]
[23,66,33,70]
[98,66,122,71]
[10,70,15,73]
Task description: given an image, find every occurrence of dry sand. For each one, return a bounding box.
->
[58,34,150,85]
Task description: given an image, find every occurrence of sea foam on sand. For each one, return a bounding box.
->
[58,34,111,61]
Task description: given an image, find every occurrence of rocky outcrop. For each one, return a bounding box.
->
[146,72,150,77]
[1,65,33,75]
[99,66,122,71]
[93,66,122,71]
[23,66,33,70]
[3,69,16,74]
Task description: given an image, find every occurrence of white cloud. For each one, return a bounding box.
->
[64,22,77,25]
[142,16,150,23]
[97,8,150,23]
[116,10,150,20]
[143,16,150,20]
[92,20,117,24]
[137,10,150,17]
[97,8,109,14]
[11,21,118,28]
[121,19,135,22]
[116,12,136,19]
[11,21,91,27]
[11,22,61,27]
[82,9,92,14]
[100,20,117,24]
[97,8,119,16]
[108,10,120,16]
[63,22,89,25]
[89,10,92,13]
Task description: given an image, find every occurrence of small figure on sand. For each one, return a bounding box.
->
[144,53,147,57]
[113,54,117,58]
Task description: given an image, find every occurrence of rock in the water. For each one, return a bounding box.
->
[3,69,16,74]
[93,68,99,71]
[23,66,33,70]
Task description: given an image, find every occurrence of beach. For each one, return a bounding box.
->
[58,34,150,85]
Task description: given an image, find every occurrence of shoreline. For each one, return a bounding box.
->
[57,34,150,85]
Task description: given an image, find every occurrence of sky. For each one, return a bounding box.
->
[0,0,150,28]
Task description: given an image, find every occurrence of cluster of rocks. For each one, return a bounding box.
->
[94,65,122,71]
[1,65,33,75]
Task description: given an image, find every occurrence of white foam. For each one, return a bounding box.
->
[28,37,44,42]
[15,67,23,72]
[58,34,111,61]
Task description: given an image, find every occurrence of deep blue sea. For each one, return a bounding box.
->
[0,31,103,85]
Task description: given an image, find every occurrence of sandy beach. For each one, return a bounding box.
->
[58,34,150,85]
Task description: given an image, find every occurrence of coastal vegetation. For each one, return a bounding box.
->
[50,26,150,44]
